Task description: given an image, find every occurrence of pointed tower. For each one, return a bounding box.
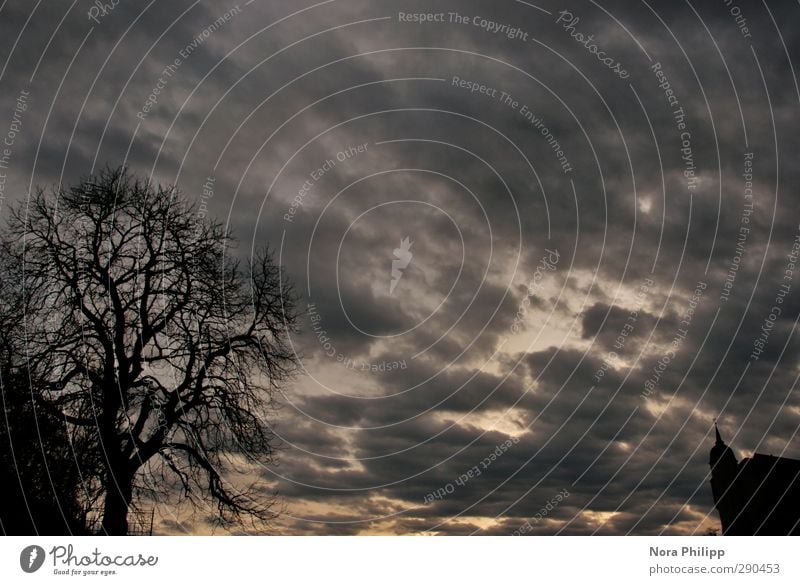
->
[710,424,737,469]
[709,424,739,534]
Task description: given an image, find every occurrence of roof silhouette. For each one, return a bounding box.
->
[709,425,800,535]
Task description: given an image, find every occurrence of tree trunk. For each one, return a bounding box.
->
[100,474,132,535]
[99,379,131,536]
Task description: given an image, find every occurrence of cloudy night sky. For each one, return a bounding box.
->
[1,0,800,535]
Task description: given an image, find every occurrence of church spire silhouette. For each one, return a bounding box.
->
[708,422,800,535]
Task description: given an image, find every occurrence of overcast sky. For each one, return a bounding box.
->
[2,0,799,535]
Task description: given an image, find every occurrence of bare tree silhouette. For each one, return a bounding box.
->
[3,167,299,535]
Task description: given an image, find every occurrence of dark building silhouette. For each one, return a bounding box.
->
[709,425,800,535]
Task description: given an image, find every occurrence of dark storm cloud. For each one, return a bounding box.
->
[2,0,800,535]
[581,302,676,352]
